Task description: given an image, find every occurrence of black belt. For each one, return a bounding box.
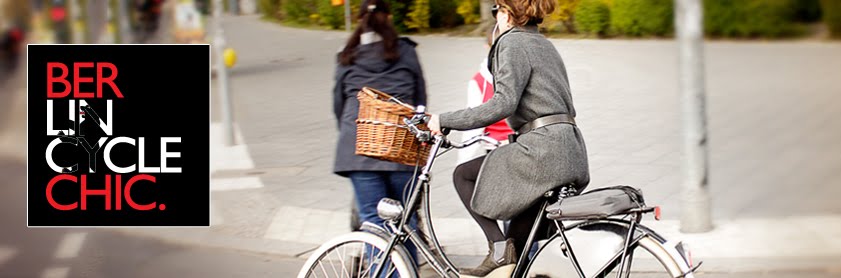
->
[508,114,576,143]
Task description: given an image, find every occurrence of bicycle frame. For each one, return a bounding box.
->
[545,213,650,278]
[371,136,459,277]
[369,134,658,278]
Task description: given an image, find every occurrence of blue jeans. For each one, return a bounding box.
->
[349,171,419,266]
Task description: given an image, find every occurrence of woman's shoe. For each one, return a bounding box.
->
[459,239,517,277]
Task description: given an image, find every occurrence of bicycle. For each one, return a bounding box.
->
[298,106,702,278]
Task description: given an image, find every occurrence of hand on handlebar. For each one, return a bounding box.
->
[428,114,443,136]
[404,107,448,142]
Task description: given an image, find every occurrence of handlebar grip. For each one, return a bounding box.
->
[442,128,451,135]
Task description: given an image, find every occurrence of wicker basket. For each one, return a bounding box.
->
[355,87,431,166]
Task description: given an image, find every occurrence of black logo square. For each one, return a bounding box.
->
[27,45,210,227]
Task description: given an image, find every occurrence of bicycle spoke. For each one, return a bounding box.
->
[336,244,349,278]
[361,244,390,278]
[327,248,341,278]
[357,244,364,277]
[359,243,374,277]
[317,258,330,278]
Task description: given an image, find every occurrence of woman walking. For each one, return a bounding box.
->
[332,0,427,264]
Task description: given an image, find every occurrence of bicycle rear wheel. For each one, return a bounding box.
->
[297,232,418,278]
[526,222,695,278]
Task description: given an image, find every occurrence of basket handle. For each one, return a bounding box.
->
[362,87,415,111]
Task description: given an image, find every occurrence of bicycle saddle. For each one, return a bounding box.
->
[545,185,646,220]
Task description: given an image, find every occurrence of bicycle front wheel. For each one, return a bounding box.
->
[297,232,418,278]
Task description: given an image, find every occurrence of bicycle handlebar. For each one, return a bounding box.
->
[403,106,500,149]
[447,134,500,149]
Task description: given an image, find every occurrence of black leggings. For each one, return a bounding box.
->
[453,156,550,255]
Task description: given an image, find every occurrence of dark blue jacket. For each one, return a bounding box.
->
[332,37,427,176]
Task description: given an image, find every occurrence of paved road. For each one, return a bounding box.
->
[5,151,830,277]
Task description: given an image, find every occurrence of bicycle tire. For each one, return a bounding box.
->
[297,232,418,278]
[526,225,695,278]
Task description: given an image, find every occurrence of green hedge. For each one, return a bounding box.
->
[430,0,463,28]
[317,0,344,29]
[795,0,823,22]
[823,0,841,38]
[385,0,410,32]
[282,0,319,24]
[574,0,609,36]
[704,0,804,38]
[259,0,280,19]
[406,0,431,30]
[257,0,839,38]
[456,0,480,24]
[610,0,673,36]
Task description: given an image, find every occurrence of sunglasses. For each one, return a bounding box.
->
[491,4,500,18]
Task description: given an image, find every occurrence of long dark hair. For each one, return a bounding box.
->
[339,0,399,66]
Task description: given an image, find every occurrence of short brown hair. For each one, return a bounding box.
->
[497,0,556,26]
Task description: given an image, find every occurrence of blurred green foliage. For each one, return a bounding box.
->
[258,0,281,19]
[574,0,609,36]
[282,0,319,24]
[456,0,480,25]
[384,0,409,32]
[795,0,823,22]
[610,0,672,36]
[542,0,580,33]
[822,0,841,38]
[429,0,462,28]
[406,0,430,30]
[256,0,840,39]
[704,0,804,38]
[317,0,344,29]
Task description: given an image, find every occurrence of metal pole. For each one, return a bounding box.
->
[676,0,712,233]
[344,0,351,33]
[213,0,236,146]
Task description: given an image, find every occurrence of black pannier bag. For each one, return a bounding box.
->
[546,185,646,220]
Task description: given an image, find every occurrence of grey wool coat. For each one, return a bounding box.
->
[439,26,590,220]
[332,37,427,177]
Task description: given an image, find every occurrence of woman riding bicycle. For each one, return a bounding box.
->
[428,0,590,276]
